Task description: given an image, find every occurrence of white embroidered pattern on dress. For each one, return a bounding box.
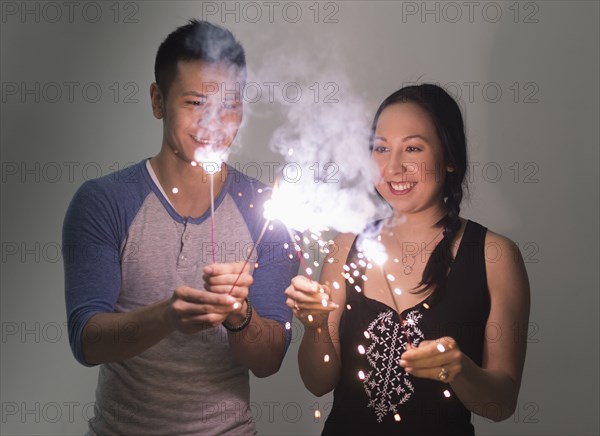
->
[363,309,425,423]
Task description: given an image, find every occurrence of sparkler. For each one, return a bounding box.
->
[193,147,229,265]
[209,170,216,264]
[191,147,259,303]
[226,218,271,297]
[263,178,322,279]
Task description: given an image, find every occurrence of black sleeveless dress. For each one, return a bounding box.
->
[322,220,490,436]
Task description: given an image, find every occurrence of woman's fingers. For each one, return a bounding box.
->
[399,337,462,383]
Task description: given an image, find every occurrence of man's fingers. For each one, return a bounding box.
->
[203,262,249,276]
[208,285,248,298]
[174,287,236,306]
[177,313,230,332]
[204,273,253,288]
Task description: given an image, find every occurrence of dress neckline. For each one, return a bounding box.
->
[351,219,473,317]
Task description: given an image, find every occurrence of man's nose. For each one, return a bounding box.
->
[197,104,224,128]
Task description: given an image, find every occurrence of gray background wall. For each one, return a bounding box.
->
[1,1,598,435]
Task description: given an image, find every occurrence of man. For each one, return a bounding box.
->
[63,20,298,434]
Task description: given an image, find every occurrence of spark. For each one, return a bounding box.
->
[437,343,446,353]
[363,331,370,339]
[443,390,451,398]
[394,288,402,295]
[314,409,321,420]
[394,414,401,422]
[307,314,314,322]
[323,354,330,363]
[285,322,291,330]
[387,274,396,282]
[359,237,388,266]
[332,281,340,289]
[358,370,365,380]
[193,147,227,174]
[172,187,179,194]
[346,304,352,310]
[357,345,365,354]
[423,303,430,309]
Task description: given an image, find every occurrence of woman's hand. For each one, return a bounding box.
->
[284,275,339,329]
[399,336,464,383]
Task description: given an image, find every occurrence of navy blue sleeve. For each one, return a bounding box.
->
[62,163,147,366]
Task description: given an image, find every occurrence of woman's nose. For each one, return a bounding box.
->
[385,150,409,176]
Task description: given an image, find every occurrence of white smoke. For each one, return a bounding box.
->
[257,50,389,234]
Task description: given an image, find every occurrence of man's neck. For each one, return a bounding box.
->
[149,148,228,218]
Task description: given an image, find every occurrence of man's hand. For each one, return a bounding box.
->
[203,261,253,327]
[166,284,239,334]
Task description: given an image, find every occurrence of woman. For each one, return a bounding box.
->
[285,84,530,434]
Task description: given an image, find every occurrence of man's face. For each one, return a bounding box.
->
[154,59,244,165]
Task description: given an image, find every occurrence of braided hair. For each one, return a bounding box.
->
[369,84,468,301]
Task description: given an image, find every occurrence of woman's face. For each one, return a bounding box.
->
[371,102,451,217]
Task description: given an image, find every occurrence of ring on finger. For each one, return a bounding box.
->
[438,367,449,382]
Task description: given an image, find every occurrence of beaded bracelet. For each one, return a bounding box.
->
[222,298,252,332]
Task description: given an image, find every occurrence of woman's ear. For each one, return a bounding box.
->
[446,163,456,173]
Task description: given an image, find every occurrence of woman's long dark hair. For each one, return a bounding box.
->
[369,84,467,301]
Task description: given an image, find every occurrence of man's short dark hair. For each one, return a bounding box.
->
[154,19,246,97]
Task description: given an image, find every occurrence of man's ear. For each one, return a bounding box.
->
[150,83,164,119]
